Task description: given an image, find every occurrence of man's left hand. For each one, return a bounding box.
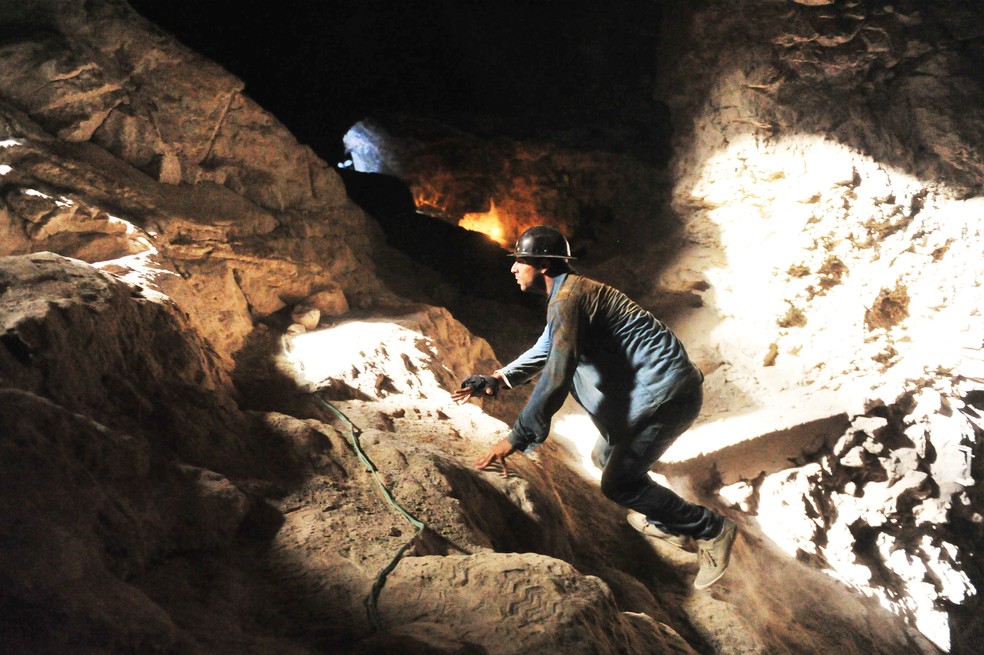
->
[452,374,501,405]
[475,438,517,477]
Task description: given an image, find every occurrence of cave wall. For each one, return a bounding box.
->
[0,2,527,652]
[340,114,671,257]
[0,0,395,366]
[651,2,984,652]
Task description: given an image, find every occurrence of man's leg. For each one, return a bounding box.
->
[599,390,722,540]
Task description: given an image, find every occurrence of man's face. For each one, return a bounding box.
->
[511,258,545,293]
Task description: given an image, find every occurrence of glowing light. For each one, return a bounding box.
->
[411,183,451,218]
[459,200,508,245]
[283,322,383,389]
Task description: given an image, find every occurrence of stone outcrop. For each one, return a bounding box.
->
[373,553,699,655]
[0,249,937,654]
[0,0,388,367]
[0,253,289,652]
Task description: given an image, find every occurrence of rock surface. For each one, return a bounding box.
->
[1,1,982,654]
[647,3,984,652]
[0,0,388,367]
[0,250,936,653]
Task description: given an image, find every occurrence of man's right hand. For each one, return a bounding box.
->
[474,437,518,477]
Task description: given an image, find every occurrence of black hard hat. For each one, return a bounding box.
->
[510,226,576,260]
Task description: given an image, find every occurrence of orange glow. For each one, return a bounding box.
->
[413,186,447,217]
[459,201,508,245]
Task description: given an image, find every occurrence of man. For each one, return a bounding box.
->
[452,225,737,590]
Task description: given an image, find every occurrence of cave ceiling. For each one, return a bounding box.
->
[127,0,670,165]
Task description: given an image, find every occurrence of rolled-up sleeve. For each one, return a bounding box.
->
[507,298,581,452]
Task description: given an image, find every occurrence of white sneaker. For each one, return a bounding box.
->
[627,511,693,550]
[694,517,737,590]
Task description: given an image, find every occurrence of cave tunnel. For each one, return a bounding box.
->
[126,0,673,302]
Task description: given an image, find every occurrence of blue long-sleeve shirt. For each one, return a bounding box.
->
[497,273,703,452]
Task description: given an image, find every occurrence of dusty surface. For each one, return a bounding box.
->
[0,251,937,654]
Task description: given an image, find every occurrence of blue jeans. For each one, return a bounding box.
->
[591,386,722,540]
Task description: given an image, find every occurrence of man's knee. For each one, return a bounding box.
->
[599,473,643,507]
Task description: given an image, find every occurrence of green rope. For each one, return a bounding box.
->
[311,392,426,631]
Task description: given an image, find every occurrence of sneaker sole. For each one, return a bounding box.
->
[627,512,693,550]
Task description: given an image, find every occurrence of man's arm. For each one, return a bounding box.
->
[505,298,582,453]
[452,325,550,404]
[472,299,580,472]
[496,325,551,387]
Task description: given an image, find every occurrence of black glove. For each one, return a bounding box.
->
[460,374,500,397]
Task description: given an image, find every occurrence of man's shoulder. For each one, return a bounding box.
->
[549,275,607,317]
[556,274,607,298]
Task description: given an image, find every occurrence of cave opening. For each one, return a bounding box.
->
[125,0,672,308]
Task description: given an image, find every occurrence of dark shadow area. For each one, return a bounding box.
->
[337,169,525,302]
[126,0,670,167]
[658,1,984,196]
[124,0,676,364]
[336,168,546,362]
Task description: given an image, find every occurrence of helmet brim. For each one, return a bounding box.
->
[509,253,577,259]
